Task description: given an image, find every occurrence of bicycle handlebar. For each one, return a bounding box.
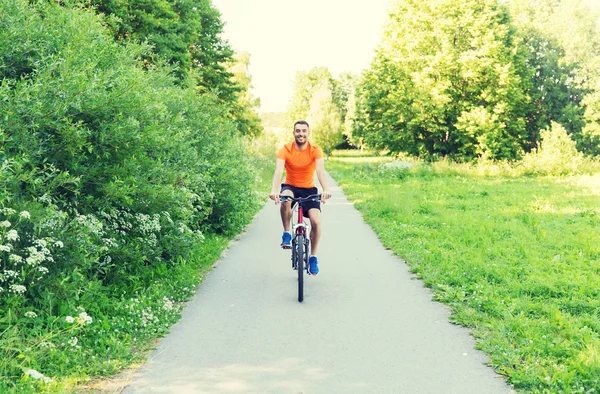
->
[279,194,321,203]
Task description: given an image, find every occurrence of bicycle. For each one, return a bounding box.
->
[279,194,321,303]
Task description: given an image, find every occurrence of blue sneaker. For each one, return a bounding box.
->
[308,256,319,275]
[281,232,292,249]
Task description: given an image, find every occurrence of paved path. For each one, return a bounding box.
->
[123,174,513,394]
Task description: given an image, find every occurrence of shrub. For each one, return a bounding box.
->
[0,1,266,390]
[522,122,583,175]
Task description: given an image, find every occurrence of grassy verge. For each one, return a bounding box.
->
[1,234,230,394]
[327,158,600,393]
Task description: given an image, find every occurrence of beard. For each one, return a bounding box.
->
[295,136,308,147]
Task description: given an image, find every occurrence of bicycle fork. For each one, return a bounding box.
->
[291,205,309,270]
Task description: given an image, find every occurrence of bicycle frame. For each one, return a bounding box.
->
[292,201,309,238]
[281,194,320,241]
[280,194,320,302]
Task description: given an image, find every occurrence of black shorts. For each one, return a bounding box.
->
[280,184,320,218]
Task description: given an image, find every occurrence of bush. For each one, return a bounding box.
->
[0,0,266,390]
[522,122,583,175]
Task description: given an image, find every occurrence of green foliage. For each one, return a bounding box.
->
[581,90,600,156]
[0,0,272,390]
[351,0,600,161]
[522,122,584,175]
[355,0,531,161]
[286,67,356,154]
[328,158,600,392]
[86,0,266,137]
[286,67,334,123]
[88,0,238,97]
[506,0,600,156]
[307,83,343,156]
[0,0,258,233]
[228,52,264,137]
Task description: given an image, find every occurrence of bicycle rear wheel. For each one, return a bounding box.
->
[296,234,304,302]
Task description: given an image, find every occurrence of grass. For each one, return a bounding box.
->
[0,234,230,394]
[326,158,600,393]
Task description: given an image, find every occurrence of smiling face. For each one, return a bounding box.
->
[293,121,310,148]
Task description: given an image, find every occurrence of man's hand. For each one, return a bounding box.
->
[321,190,332,203]
[269,190,280,204]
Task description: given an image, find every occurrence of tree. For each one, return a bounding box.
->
[331,73,360,148]
[287,67,334,123]
[87,0,240,103]
[307,83,344,157]
[355,0,532,161]
[506,0,600,155]
[228,51,264,136]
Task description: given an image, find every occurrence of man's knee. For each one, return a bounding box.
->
[308,209,321,226]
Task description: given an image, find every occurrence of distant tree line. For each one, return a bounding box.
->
[289,0,600,161]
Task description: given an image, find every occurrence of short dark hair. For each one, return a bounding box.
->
[293,120,310,129]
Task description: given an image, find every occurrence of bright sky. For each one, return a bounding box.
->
[211,0,391,113]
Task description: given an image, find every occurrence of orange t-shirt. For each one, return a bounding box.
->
[277,142,324,188]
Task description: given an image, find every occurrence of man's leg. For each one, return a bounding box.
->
[280,189,294,232]
[307,208,321,275]
[307,208,321,256]
[280,189,294,248]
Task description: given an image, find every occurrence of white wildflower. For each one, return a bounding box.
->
[136,213,161,234]
[54,241,64,248]
[102,238,118,248]
[39,342,55,349]
[1,208,16,215]
[25,369,52,383]
[0,221,11,227]
[38,266,49,275]
[6,229,18,242]
[24,311,37,318]
[34,239,47,248]
[9,254,22,263]
[68,337,78,347]
[78,311,93,325]
[163,211,174,224]
[382,160,413,170]
[38,194,52,204]
[65,316,75,323]
[9,284,26,294]
[3,270,18,278]
[162,297,174,311]
[19,211,31,219]
[0,245,12,252]
[26,252,44,266]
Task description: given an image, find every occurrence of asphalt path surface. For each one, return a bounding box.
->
[123,173,513,394]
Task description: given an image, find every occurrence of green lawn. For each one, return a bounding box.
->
[327,158,600,393]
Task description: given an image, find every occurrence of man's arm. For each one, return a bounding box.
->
[315,158,331,203]
[269,158,286,204]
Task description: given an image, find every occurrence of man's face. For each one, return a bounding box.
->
[294,124,310,145]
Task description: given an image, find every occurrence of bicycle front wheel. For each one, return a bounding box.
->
[296,234,304,302]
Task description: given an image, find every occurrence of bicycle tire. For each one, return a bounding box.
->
[296,234,304,302]
[291,237,297,270]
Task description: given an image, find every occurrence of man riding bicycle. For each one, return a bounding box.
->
[269,120,332,275]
